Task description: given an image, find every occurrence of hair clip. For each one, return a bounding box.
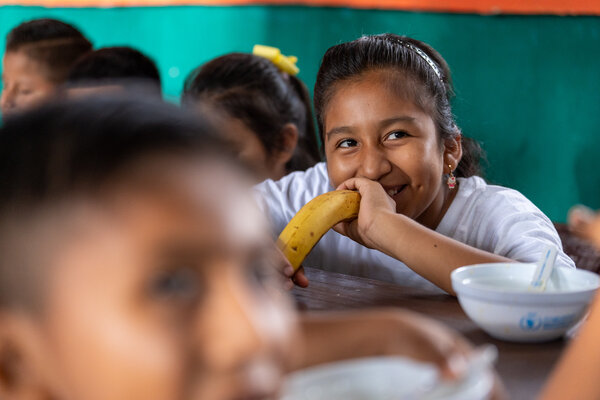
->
[252,44,299,76]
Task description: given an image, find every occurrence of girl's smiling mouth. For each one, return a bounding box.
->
[384,185,407,197]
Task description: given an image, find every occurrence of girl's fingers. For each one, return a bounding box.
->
[276,246,307,289]
[284,279,295,291]
[336,178,358,191]
[284,267,309,289]
[337,178,392,205]
[292,266,309,288]
[332,221,346,235]
[336,177,374,192]
[283,264,294,278]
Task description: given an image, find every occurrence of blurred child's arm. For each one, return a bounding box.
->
[540,208,600,399]
[296,309,507,399]
[538,292,600,400]
[568,204,600,244]
[293,309,470,379]
[335,178,510,295]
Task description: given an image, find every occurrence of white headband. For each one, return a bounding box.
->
[402,42,442,81]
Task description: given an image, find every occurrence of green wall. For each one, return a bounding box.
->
[1,5,599,221]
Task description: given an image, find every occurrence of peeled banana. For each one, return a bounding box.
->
[277,190,361,271]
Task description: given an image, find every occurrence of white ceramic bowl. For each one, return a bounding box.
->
[452,263,600,342]
[280,356,494,400]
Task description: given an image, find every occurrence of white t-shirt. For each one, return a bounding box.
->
[254,162,575,291]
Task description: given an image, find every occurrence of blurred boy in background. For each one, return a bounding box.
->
[65,46,162,98]
[1,18,91,116]
[0,96,476,400]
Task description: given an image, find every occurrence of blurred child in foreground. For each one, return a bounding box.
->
[1,18,91,116]
[0,96,481,400]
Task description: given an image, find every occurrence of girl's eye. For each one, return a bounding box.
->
[150,266,200,302]
[386,130,409,140]
[337,139,358,148]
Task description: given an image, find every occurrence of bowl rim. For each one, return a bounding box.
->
[451,263,600,305]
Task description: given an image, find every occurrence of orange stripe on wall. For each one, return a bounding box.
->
[0,0,599,15]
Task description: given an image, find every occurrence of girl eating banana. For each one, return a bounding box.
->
[255,33,574,294]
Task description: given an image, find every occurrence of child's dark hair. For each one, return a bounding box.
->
[0,95,228,311]
[314,33,482,177]
[67,46,162,94]
[182,53,321,173]
[5,18,92,84]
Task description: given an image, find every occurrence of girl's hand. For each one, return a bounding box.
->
[283,264,309,289]
[334,177,396,249]
[274,247,309,289]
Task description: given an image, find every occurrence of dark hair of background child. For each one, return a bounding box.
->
[6,18,92,84]
[67,46,162,92]
[0,95,231,311]
[182,53,322,173]
[313,33,483,178]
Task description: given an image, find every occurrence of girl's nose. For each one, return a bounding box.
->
[357,144,392,180]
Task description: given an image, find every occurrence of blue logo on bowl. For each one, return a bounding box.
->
[519,312,542,331]
[519,312,578,331]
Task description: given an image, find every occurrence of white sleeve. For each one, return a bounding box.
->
[253,179,294,238]
[474,189,576,269]
[253,162,331,238]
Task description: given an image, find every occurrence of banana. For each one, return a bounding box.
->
[277,190,361,271]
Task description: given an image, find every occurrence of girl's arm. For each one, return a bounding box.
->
[335,178,510,294]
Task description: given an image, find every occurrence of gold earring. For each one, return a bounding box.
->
[447,164,456,189]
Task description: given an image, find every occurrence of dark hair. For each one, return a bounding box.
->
[182,53,321,173]
[314,33,482,177]
[0,95,228,310]
[67,46,162,94]
[5,18,92,84]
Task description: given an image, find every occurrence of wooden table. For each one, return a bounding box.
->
[293,267,566,400]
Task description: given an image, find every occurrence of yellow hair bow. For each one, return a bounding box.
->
[252,44,299,76]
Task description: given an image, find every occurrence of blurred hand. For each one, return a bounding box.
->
[334,178,396,249]
[274,247,309,289]
[300,309,468,378]
[376,310,472,380]
[283,264,309,289]
[298,309,507,398]
[567,204,600,247]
